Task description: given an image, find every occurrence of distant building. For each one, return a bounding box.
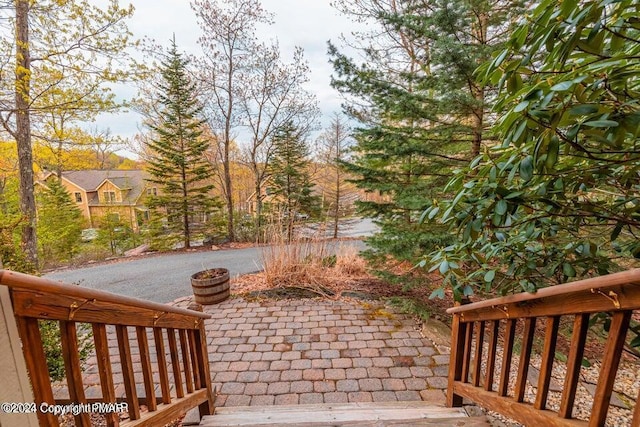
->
[39,170,153,232]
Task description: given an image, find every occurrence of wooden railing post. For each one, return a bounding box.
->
[559,313,589,418]
[0,285,38,427]
[60,320,91,426]
[92,323,119,427]
[534,316,559,410]
[196,322,215,416]
[484,320,499,392]
[447,300,468,407]
[589,311,631,426]
[14,316,59,426]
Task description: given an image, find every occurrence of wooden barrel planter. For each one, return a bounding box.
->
[190,268,230,305]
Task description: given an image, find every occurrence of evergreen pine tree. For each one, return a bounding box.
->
[268,122,319,241]
[330,0,519,266]
[36,179,84,264]
[145,39,217,249]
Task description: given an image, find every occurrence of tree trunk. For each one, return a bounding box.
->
[182,166,190,249]
[471,99,484,157]
[224,56,235,242]
[333,175,340,239]
[253,178,262,240]
[15,0,38,270]
[223,154,234,242]
[471,11,488,158]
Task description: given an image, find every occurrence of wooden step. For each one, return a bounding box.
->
[199,401,490,426]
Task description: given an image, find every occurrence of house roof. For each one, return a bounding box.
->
[59,170,148,205]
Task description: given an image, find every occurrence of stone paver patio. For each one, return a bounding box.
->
[53,297,451,409]
[201,298,450,407]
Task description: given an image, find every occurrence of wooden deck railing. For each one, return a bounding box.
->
[446,269,640,427]
[0,269,215,427]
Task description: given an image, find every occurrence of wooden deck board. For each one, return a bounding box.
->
[200,402,485,426]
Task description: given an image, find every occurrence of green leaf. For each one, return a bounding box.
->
[428,206,440,220]
[583,120,619,127]
[520,156,534,181]
[491,49,509,70]
[562,262,576,277]
[512,120,527,143]
[484,270,496,283]
[569,104,598,116]
[611,222,623,241]
[545,137,559,169]
[496,200,508,215]
[514,100,529,112]
[439,261,450,275]
[429,288,445,300]
[555,351,568,363]
[550,81,574,91]
[505,191,523,199]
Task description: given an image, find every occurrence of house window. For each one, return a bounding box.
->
[146,187,157,196]
[74,192,82,203]
[103,191,116,203]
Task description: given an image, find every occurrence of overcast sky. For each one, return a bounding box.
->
[97,0,363,154]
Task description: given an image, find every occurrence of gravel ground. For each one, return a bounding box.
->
[476,345,638,427]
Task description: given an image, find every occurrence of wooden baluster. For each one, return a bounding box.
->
[534,316,559,410]
[461,321,474,383]
[15,317,59,426]
[195,322,215,416]
[515,317,536,403]
[153,328,171,404]
[632,387,640,427]
[167,328,185,398]
[447,313,467,407]
[135,326,156,411]
[559,313,589,418]
[472,321,485,387]
[484,320,499,392]
[59,321,92,426]
[498,319,516,397]
[590,311,631,427]
[115,325,140,420]
[188,329,201,389]
[179,329,194,393]
[92,323,118,427]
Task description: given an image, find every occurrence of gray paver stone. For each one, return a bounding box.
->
[275,394,299,405]
[324,392,349,403]
[336,379,360,392]
[359,378,383,392]
[244,382,268,395]
[299,393,323,404]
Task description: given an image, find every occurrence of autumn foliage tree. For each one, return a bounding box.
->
[0,0,136,269]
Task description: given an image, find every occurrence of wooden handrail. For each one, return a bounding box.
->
[447,269,640,427]
[0,269,215,427]
[0,270,210,319]
[447,268,640,315]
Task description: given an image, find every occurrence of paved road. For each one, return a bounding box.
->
[44,237,370,304]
